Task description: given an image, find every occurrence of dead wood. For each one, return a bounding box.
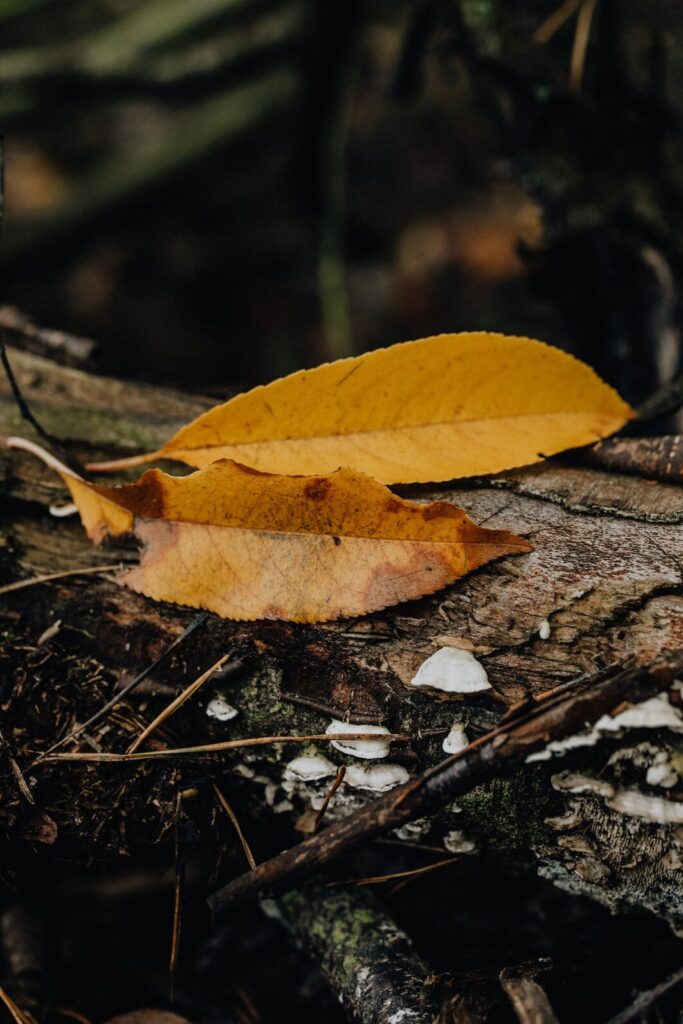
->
[276,884,437,1024]
[2,344,683,932]
[206,656,683,913]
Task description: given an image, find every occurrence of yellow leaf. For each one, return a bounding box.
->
[8,438,531,623]
[87,332,634,483]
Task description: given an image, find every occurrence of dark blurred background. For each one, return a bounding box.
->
[2,0,683,405]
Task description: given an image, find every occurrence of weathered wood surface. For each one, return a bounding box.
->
[2,345,683,926]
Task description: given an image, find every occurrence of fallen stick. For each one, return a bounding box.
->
[276,884,437,1024]
[208,653,683,914]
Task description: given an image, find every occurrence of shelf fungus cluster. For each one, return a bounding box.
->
[534,685,683,929]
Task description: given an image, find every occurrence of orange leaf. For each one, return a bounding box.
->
[87,332,634,483]
[8,439,531,623]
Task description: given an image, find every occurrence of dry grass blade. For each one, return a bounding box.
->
[330,855,458,891]
[0,986,36,1024]
[0,564,123,596]
[39,732,408,763]
[569,0,598,92]
[128,652,235,753]
[169,790,186,998]
[213,783,257,870]
[532,0,582,45]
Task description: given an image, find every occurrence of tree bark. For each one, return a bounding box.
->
[2,344,683,928]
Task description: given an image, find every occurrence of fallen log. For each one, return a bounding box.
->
[2,343,683,933]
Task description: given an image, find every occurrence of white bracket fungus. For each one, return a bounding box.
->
[283,754,337,782]
[527,690,683,763]
[410,647,491,694]
[607,790,683,824]
[326,719,392,759]
[343,764,409,792]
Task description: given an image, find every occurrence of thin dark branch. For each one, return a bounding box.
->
[0,334,56,449]
[207,652,683,914]
[603,963,683,1024]
[637,370,683,424]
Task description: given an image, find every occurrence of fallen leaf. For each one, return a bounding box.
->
[8,438,531,623]
[87,332,634,483]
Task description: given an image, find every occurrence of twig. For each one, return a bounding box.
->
[0,334,58,450]
[207,653,683,913]
[637,370,683,424]
[127,652,237,753]
[578,435,683,483]
[39,732,408,764]
[603,963,683,1024]
[0,564,123,597]
[32,612,208,763]
[213,783,257,870]
[313,765,346,833]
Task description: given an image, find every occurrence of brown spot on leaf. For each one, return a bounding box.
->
[421,501,460,521]
[304,478,332,501]
[105,470,167,519]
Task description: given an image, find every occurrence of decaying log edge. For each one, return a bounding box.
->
[2,343,683,936]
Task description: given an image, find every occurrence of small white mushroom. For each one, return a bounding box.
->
[283,754,337,782]
[410,648,491,694]
[442,720,469,754]
[49,501,78,518]
[545,808,583,831]
[273,799,294,814]
[393,818,431,841]
[526,729,601,763]
[326,719,391,759]
[574,857,610,883]
[538,618,551,640]
[607,789,683,823]
[206,696,238,721]
[647,763,679,788]
[646,751,678,788]
[343,763,409,792]
[558,833,594,854]
[443,829,476,854]
[551,772,615,798]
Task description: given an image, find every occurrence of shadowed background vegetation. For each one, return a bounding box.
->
[2,0,683,406]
